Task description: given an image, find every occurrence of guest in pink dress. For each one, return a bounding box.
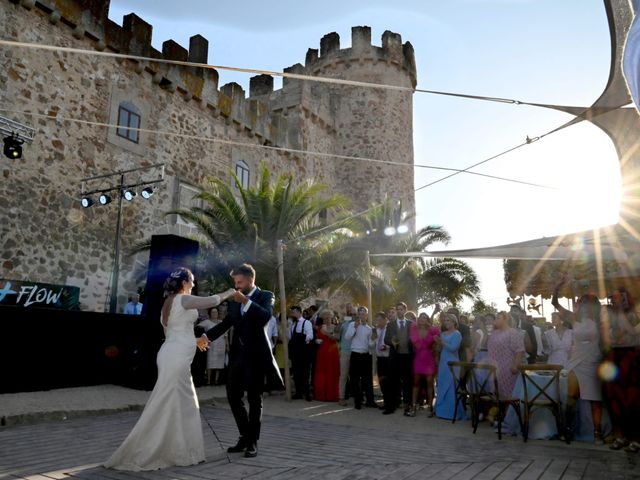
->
[486,311,525,399]
[407,311,440,417]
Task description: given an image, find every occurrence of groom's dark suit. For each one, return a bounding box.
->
[204,287,283,448]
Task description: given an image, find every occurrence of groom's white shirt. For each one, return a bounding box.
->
[242,286,258,314]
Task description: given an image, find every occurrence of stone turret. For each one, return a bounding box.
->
[248,26,417,216]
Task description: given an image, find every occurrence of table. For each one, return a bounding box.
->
[502,371,611,441]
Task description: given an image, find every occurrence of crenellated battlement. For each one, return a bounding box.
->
[6,0,416,153]
[308,26,417,86]
[247,26,417,100]
[1,0,417,310]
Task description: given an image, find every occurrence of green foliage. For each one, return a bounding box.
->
[131,167,481,310]
[471,297,499,315]
[417,258,480,308]
[330,197,480,312]
[168,162,350,302]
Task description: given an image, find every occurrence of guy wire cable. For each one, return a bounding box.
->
[0,39,588,110]
[290,115,581,244]
[0,107,555,191]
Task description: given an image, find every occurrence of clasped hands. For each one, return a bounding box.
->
[197,335,210,352]
[196,288,250,352]
[222,288,248,304]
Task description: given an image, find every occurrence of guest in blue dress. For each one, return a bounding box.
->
[435,313,466,420]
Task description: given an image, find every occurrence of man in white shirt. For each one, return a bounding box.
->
[345,306,376,409]
[287,306,314,400]
[266,316,278,350]
[263,315,281,393]
[372,311,392,413]
[123,293,142,315]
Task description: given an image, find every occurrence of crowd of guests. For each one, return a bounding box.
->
[283,301,476,419]
[191,283,640,451]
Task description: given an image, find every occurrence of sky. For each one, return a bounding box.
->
[108,0,622,315]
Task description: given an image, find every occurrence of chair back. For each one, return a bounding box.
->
[518,364,562,406]
[447,361,474,398]
[467,363,501,402]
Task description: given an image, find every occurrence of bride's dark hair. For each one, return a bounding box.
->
[163,267,193,297]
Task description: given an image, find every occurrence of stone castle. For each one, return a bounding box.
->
[0,0,417,311]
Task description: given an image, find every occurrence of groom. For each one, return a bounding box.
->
[197,263,283,458]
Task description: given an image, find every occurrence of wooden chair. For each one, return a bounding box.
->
[447,361,474,424]
[517,364,565,443]
[467,363,523,440]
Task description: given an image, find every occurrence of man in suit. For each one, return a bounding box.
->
[197,264,282,458]
[384,302,414,414]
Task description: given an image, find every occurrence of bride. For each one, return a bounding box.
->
[104,267,235,471]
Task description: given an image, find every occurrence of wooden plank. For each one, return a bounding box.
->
[406,463,450,480]
[516,459,552,480]
[241,467,296,479]
[560,460,588,480]
[432,462,472,480]
[538,459,570,480]
[472,462,512,480]
[382,463,431,480]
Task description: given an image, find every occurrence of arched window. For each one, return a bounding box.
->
[116,101,141,143]
[235,161,250,189]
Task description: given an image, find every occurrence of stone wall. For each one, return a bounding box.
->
[0,0,416,311]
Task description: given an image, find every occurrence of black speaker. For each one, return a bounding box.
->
[143,234,200,321]
[132,234,200,389]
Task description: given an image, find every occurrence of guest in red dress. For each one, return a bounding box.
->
[313,310,341,402]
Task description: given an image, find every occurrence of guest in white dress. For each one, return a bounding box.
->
[552,279,604,443]
[197,307,227,385]
[544,312,573,368]
[104,268,235,471]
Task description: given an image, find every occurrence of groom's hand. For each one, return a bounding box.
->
[233,290,248,304]
[197,334,210,351]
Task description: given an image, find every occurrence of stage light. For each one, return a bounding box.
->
[3,135,23,159]
[384,226,396,236]
[122,189,137,201]
[81,197,94,208]
[99,193,112,205]
[397,225,409,234]
[141,186,154,199]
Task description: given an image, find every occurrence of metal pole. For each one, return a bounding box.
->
[108,174,124,313]
[277,240,292,400]
[365,250,373,324]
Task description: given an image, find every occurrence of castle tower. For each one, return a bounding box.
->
[250,26,417,218]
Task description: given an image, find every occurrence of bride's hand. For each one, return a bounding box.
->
[223,288,236,300]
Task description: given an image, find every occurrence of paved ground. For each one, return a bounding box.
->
[1,386,639,479]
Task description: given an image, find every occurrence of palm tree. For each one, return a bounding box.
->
[330,197,480,311]
[417,258,480,307]
[169,163,350,302]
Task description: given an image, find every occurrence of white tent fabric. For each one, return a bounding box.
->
[623,0,640,112]
[370,223,639,263]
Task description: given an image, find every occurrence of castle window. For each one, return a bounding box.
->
[116,103,141,143]
[235,161,250,189]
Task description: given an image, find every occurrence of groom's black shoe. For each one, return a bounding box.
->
[227,437,247,453]
[244,443,258,458]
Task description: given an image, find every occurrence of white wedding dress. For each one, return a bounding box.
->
[105,294,222,471]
